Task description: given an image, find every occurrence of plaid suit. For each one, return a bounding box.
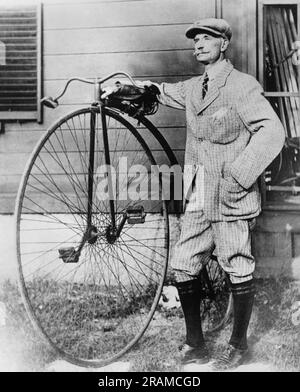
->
[158,60,285,282]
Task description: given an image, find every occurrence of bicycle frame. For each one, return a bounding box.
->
[41,71,180,263]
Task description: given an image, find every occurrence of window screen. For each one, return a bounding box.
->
[263,3,300,206]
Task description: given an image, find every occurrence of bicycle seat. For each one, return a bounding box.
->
[104,82,160,118]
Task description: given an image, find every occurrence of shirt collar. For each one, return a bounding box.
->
[205,59,227,81]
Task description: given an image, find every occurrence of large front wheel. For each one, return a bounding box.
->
[15,106,169,367]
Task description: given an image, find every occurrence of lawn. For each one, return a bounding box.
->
[0,277,299,372]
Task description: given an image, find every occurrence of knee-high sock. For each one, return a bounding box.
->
[229,279,255,350]
[176,278,205,347]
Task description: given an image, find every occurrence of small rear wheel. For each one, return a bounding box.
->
[200,257,233,333]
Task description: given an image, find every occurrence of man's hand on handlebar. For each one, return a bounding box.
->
[101,80,160,99]
[100,84,120,99]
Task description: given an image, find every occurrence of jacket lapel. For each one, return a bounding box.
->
[196,60,234,115]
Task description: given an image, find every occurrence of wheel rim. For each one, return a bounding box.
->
[15,107,169,366]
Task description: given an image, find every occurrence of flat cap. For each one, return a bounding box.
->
[185,18,232,40]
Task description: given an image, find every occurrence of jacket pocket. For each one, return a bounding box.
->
[207,108,240,144]
[220,177,260,218]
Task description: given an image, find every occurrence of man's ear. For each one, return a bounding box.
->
[220,38,229,53]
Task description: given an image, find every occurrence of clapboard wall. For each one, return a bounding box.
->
[1,0,300,279]
[0,0,257,213]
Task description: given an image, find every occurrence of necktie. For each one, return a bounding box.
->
[202,72,209,99]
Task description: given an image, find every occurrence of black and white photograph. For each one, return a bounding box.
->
[0,0,299,375]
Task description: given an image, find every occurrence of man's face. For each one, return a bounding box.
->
[193,32,228,65]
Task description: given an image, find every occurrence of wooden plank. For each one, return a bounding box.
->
[43,0,214,30]
[0,149,185,176]
[43,24,193,55]
[221,0,257,74]
[0,193,172,215]
[0,111,37,120]
[256,210,300,232]
[255,256,294,278]
[4,103,186,132]
[0,194,17,214]
[252,230,292,258]
[0,126,186,153]
[0,144,185,195]
[43,0,157,4]
[42,75,193,103]
[61,105,185,128]
[43,50,202,80]
[0,176,22,194]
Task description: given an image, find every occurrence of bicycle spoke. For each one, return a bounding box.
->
[16,107,169,366]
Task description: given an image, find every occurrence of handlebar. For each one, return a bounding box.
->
[41,71,139,109]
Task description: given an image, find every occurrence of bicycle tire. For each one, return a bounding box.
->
[15,106,169,367]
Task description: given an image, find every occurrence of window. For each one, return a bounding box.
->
[0,3,42,122]
[258,0,300,208]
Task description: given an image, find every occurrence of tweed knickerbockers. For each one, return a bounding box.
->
[171,209,256,284]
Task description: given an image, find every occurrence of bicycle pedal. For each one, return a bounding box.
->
[58,247,79,263]
[126,206,146,224]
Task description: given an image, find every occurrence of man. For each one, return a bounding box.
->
[102,18,285,370]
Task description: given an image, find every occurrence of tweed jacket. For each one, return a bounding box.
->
[158,60,285,222]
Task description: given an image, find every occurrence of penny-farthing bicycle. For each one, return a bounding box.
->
[15,72,232,367]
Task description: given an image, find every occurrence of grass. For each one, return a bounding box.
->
[0,277,299,372]
[0,280,57,371]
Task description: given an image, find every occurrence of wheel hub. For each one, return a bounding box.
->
[105,225,118,244]
[87,225,98,244]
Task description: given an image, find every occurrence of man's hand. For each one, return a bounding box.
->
[101,83,121,99]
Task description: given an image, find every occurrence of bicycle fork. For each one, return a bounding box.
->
[86,103,117,242]
[58,104,146,263]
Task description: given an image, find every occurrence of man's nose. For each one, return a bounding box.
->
[195,41,204,50]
